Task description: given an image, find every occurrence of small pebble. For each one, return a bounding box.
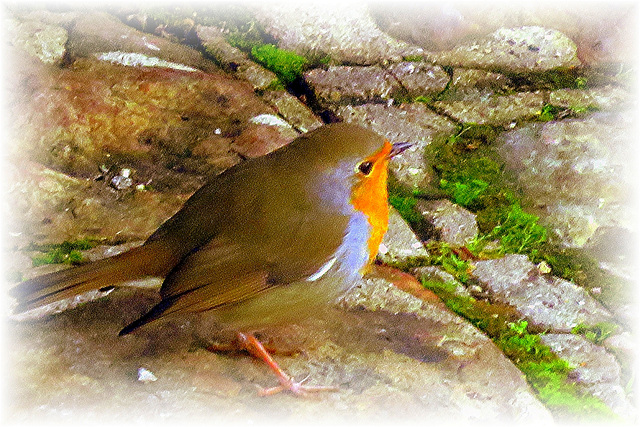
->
[537,261,552,274]
[137,367,158,383]
[111,175,133,190]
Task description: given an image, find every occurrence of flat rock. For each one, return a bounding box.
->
[8,54,273,183]
[260,90,323,133]
[603,332,636,379]
[229,122,297,158]
[443,68,513,101]
[196,25,278,90]
[6,162,185,249]
[372,3,635,67]
[433,91,546,126]
[472,255,613,332]
[305,66,401,108]
[426,26,581,73]
[496,111,634,248]
[7,267,552,424]
[416,199,478,246]
[66,12,217,72]
[8,17,68,64]
[251,3,422,65]
[387,62,449,98]
[549,85,632,111]
[540,334,635,421]
[378,208,428,264]
[337,103,456,188]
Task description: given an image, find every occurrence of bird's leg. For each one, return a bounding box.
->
[236,332,338,396]
[202,334,298,356]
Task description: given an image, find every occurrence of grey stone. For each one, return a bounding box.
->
[6,162,187,250]
[549,85,632,111]
[387,62,449,98]
[416,199,478,246]
[433,91,546,126]
[426,26,581,73]
[378,208,428,264]
[251,3,423,65]
[304,66,401,108]
[413,266,472,298]
[496,111,634,248]
[260,90,323,133]
[540,334,635,421]
[496,111,635,327]
[8,18,68,64]
[372,3,636,67]
[443,68,513,101]
[472,255,613,332]
[603,332,636,378]
[196,25,278,90]
[337,103,456,188]
[66,12,217,73]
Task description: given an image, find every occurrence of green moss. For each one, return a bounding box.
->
[423,279,617,420]
[538,104,566,121]
[508,70,589,91]
[424,241,472,283]
[389,193,420,223]
[522,359,616,419]
[421,279,460,295]
[28,239,100,267]
[403,54,424,62]
[250,44,308,85]
[575,76,588,89]
[572,322,619,345]
[414,95,433,104]
[487,203,547,258]
[428,132,548,260]
[440,178,489,206]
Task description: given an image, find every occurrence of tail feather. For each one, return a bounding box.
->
[118,297,176,336]
[11,241,178,313]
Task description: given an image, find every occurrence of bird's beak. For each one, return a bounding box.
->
[390,142,412,158]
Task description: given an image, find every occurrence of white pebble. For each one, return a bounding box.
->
[137,367,158,383]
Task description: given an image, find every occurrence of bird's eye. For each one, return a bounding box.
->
[358,161,374,175]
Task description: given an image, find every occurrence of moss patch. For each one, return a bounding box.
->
[423,276,617,421]
[250,44,308,85]
[27,239,101,267]
[572,322,619,345]
[538,103,566,121]
[389,126,621,420]
[426,126,548,260]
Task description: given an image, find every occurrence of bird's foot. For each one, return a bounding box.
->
[258,375,338,397]
[236,332,337,397]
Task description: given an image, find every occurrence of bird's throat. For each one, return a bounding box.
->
[350,160,390,268]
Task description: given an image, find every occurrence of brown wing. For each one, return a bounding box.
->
[119,238,274,335]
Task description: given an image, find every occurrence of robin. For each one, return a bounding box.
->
[11,122,410,396]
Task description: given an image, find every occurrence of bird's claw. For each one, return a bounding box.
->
[258,375,338,396]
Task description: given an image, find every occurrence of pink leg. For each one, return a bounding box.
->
[236,332,338,396]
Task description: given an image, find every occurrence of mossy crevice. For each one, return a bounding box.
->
[388,116,624,420]
[423,275,617,421]
[27,238,102,267]
[249,44,308,86]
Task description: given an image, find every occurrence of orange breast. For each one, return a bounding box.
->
[350,141,392,270]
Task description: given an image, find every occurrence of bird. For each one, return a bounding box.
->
[10,122,410,395]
